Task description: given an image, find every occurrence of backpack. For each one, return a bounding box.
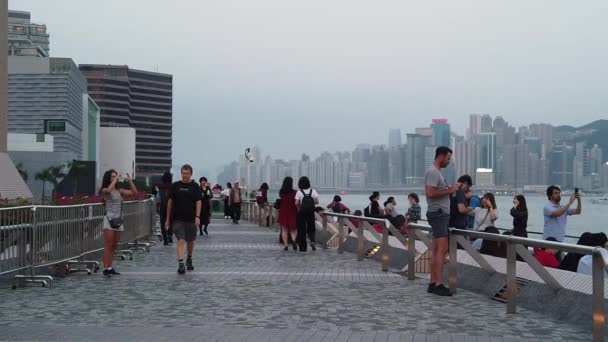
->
[300,190,315,214]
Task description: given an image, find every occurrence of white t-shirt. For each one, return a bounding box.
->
[295,189,319,203]
[471,207,497,231]
[385,203,400,218]
[577,255,608,276]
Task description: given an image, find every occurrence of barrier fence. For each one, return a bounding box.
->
[0,199,156,289]
[238,205,607,342]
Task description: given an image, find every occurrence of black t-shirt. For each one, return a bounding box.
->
[449,189,468,229]
[169,181,202,222]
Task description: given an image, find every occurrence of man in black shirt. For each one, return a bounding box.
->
[166,164,202,274]
[449,174,474,229]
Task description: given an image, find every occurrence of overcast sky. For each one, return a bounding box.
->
[12,0,608,178]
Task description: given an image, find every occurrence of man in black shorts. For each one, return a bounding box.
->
[425,146,461,296]
[166,164,202,274]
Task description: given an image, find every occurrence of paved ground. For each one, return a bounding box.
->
[0,220,594,341]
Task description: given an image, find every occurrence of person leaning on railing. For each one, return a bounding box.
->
[100,169,138,277]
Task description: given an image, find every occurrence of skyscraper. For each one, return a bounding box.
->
[480,114,493,133]
[455,139,477,180]
[468,114,481,140]
[431,119,450,147]
[79,65,173,179]
[388,128,401,148]
[530,123,554,158]
[550,144,575,188]
[406,134,431,185]
[7,10,49,57]
[477,133,496,170]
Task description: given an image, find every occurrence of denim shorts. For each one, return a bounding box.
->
[426,209,450,238]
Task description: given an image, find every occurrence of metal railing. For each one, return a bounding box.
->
[1,199,156,289]
[310,211,607,342]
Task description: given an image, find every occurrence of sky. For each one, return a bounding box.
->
[11,0,608,179]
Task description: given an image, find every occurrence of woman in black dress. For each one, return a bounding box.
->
[510,194,528,238]
[199,177,213,235]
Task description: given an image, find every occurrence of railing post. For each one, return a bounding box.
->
[506,240,517,314]
[448,231,458,293]
[357,220,365,261]
[407,225,416,280]
[337,217,345,254]
[381,221,389,272]
[257,205,262,227]
[592,249,605,342]
[321,214,328,250]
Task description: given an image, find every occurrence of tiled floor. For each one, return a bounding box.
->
[0,220,594,341]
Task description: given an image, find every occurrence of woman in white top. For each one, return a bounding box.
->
[469,193,498,231]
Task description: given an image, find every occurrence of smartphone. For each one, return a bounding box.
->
[575,188,579,193]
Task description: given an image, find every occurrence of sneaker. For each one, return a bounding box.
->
[163,240,169,246]
[427,283,436,293]
[432,284,452,297]
[168,237,174,244]
[178,263,186,274]
[204,229,208,235]
[102,269,112,277]
[109,268,121,275]
[292,242,297,251]
[186,258,194,271]
[310,242,317,251]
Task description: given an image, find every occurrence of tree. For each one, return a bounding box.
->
[15,162,28,182]
[35,168,52,204]
[35,166,66,204]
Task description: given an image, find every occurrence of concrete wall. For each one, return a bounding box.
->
[99,127,136,178]
[8,133,53,152]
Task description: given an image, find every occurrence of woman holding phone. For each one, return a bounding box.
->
[100,170,138,277]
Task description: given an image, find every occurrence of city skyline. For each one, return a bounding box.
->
[219,116,608,192]
[11,0,608,178]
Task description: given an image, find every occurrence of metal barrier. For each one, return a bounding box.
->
[310,210,607,342]
[0,199,155,289]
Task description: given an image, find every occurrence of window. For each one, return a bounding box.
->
[47,120,66,132]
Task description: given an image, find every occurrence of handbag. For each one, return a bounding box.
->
[105,199,123,229]
[273,198,281,210]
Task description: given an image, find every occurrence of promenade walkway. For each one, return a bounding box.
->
[0,220,592,341]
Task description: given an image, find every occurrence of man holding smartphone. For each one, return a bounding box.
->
[543,185,582,242]
[165,164,202,274]
[425,146,462,296]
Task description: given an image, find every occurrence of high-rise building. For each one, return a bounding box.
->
[477,133,496,170]
[480,114,493,133]
[431,119,450,147]
[589,144,603,175]
[388,145,403,186]
[530,123,554,157]
[368,145,388,186]
[388,128,401,148]
[601,162,608,189]
[455,139,477,180]
[79,65,173,179]
[8,57,87,159]
[7,10,49,57]
[406,134,431,185]
[468,114,481,140]
[549,144,575,188]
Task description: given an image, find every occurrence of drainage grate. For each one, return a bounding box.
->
[491,277,529,303]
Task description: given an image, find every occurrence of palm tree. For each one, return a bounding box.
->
[35,166,66,203]
[35,168,52,204]
[15,162,28,182]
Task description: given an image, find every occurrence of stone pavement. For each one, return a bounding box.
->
[0,220,593,341]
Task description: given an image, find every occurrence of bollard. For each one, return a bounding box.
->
[381,221,389,272]
[506,241,517,314]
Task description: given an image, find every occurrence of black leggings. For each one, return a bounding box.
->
[296,211,316,251]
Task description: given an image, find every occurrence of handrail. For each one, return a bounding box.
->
[321,211,389,225]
